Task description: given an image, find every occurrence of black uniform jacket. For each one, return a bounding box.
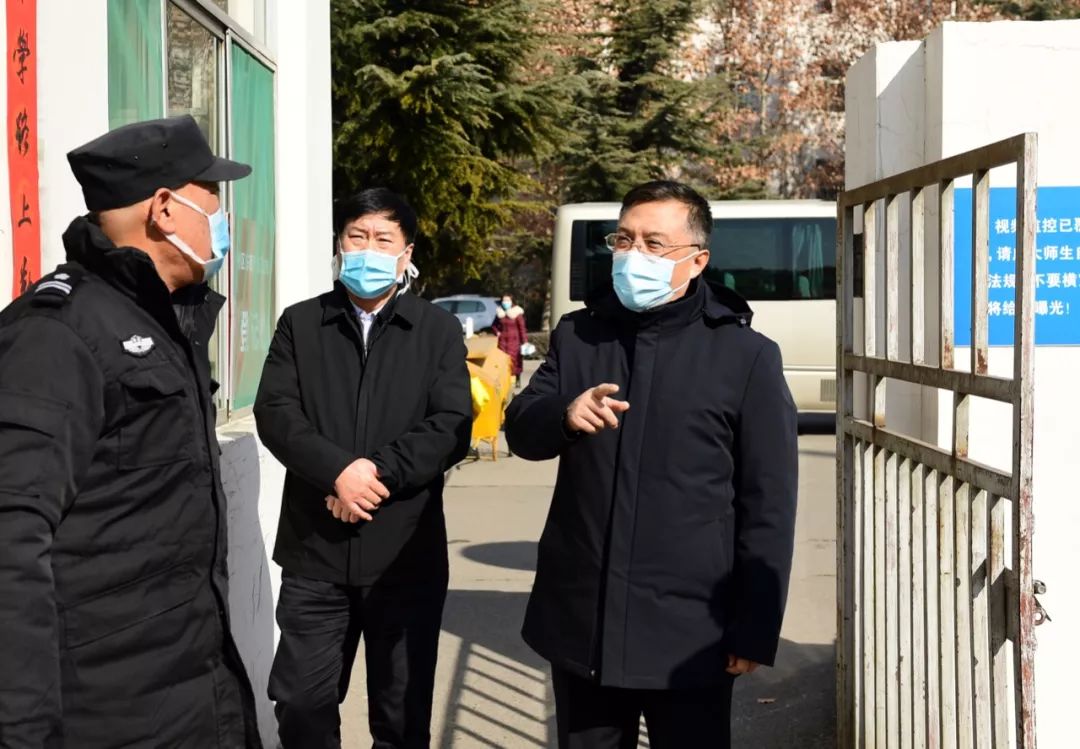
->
[253,283,472,587]
[506,279,799,690]
[0,216,259,748]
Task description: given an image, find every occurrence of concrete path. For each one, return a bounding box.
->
[342,363,837,747]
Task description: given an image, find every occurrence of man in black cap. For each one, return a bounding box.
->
[0,115,261,748]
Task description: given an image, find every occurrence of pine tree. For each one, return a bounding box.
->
[558,0,760,202]
[330,0,569,290]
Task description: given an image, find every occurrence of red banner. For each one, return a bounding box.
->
[7,0,38,299]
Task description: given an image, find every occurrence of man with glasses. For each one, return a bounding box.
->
[506,180,799,748]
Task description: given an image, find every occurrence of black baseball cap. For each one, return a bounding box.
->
[67,114,251,212]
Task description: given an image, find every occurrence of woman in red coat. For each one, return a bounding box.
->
[493,293,527,386]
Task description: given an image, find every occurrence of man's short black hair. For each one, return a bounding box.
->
[620,180,712,245]
[333,187,418,244]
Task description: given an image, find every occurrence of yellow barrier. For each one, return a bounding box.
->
[465,335,513,460]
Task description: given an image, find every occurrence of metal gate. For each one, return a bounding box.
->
[835,134,1039,748]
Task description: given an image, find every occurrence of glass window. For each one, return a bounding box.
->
[167,4,220,148]
[107,0,164,128]
[434,300,458,313]
[570,216,836,302]
[461,301,485,314]
[229,42,277,412]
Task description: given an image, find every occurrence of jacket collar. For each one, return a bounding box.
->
[321,281,417,329]
[62,215,223,340]
[587,278,753,329]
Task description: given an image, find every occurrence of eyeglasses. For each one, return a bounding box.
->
[604,233,703,256]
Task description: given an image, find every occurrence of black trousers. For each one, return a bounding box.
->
[268,571,448,749]
[552,667,734,749]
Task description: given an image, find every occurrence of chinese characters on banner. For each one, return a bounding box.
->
[7,0,38,299]
[954,187,1080,346]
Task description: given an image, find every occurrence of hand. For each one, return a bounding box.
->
[726,655,760,676]
[332,458,390,522]
[326,495,363,524]
[565,383,630,434]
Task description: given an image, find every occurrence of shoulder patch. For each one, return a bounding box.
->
[30,264,85,308]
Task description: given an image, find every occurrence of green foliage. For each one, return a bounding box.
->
[557,0,757,201]
[330,0,569,291]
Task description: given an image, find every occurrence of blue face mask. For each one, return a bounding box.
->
[162,191,231,281]
[501,300,512,310]
[611,249,702,312]
[336,247,406,299]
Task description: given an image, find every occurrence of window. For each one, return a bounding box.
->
[570,216,837,302]
[434,300,458,313]
[459,300,485,314]
[107,0,277,421]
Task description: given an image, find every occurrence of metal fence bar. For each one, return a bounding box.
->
[924,469,941,749]
[899,458,914,749]
[886,452,901,748]
[989,492,1011,747]
[972,170,991,375]
[939,475,958,749]
[911,462,928,749]
[955,483,976,748]
[853,438,865,748]
[842,356,1014,402]
[911,189,927,366]
[972,488,993,749]
[845,420,1012,498]
[887,194,901,362]
[876,446,889,747]
[865,442,878,745]
[1012,135,1038,749]
[940,181,956,370]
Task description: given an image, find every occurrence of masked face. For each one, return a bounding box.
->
[160,190,230,281]
[611,249,704,312]
[333,213,417,300]
[501,299,512,310]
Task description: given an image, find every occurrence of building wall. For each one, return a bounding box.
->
[0,2,333,745]
[846,20,1080,746]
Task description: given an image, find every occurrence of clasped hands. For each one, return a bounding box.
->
[325,458,389,523]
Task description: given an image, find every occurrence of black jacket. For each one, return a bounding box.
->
[253,283,472,586]
[505,280,798,690]
[0,217,259,748]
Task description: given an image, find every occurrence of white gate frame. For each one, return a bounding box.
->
[836,134,1039,749]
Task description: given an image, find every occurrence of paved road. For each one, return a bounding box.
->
[342,363,837,748]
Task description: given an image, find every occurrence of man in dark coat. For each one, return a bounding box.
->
[253,188,472,748]
[0,115,260,748]
[505,180,799,748]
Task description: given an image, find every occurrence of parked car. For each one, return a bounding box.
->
[431,294,500,333]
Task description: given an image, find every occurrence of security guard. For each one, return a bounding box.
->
[0,116,260,748]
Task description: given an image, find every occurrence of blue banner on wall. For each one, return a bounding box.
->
[954,186,1080,346]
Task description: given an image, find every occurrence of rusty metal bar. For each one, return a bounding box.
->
[939,475,958,749]
[911,188,927,366]
[840,134,1030,208]
[972,170,991,375]
[875,446,889,748]
[899,458,914,749]
[911,463,928,749]
[886,453,901,747]
[940,180,956,370]
[955,482,975,748]
[971,488,993,749]
[845,420,1012,498]
[1013,133,1038,749]
[925,470,942,749]
[842,355,1014,403]
[989,493,1011,747]
[838,204,859,748]
[887,194,901,362]
[864,441,878,745]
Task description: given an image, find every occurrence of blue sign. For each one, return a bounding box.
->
[954,186,1080,346]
